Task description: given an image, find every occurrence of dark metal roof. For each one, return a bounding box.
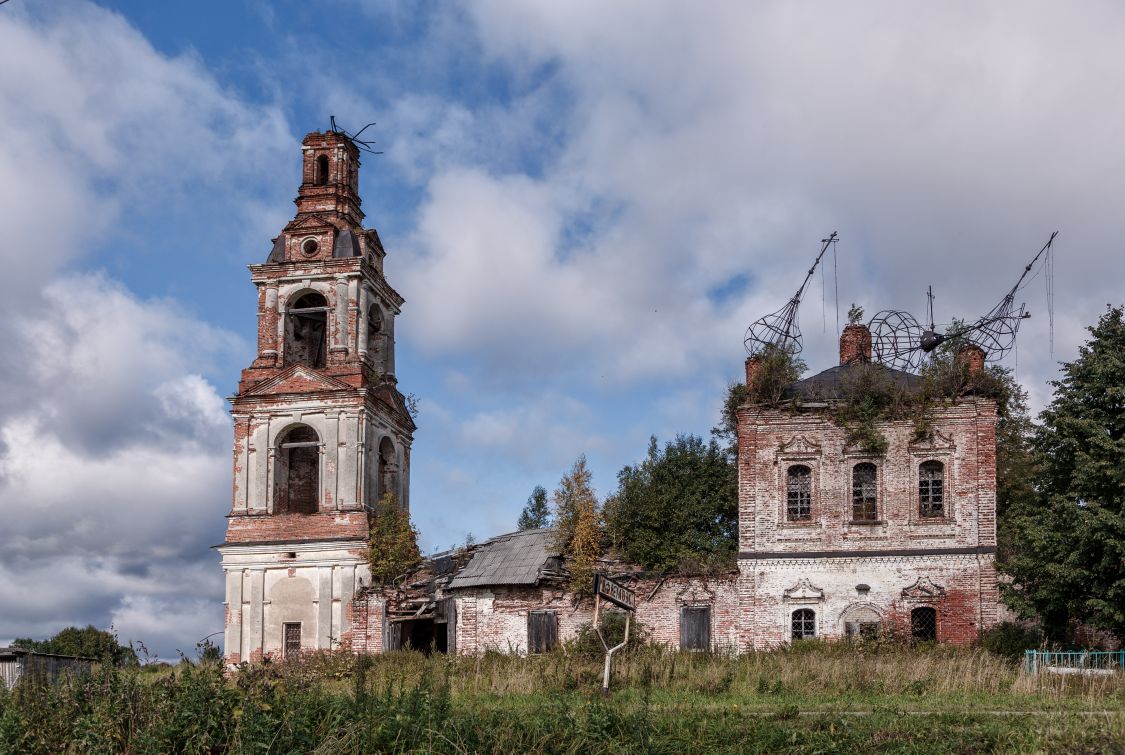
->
[786,363,922,401]
[333,228,361,258]
[267,236,285,263]
[448,528,561,589]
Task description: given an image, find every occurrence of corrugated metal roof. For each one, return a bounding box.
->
[448,528,560,589]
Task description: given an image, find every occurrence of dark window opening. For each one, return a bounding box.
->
[791,608,816,640]
[285,292,328,369]
[367,305,386,371]
[786,465,812,521]
[852,463,878,521]
[919,461,945,518]
[283,623,301,656]
[528,611,558,654]
[314,154,329,185]
[911,607,937,642]
[277,425,319,514]
[680,606,711,651]
[376,436,398,503]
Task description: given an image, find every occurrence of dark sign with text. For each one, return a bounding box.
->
[593,574,636,611]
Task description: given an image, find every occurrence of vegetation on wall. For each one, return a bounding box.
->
[604,435,737,573]
[551,456,604,593]
[367,493,421,585]
[744,346,807,406]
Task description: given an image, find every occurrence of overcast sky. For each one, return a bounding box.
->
[1,0,1122,658]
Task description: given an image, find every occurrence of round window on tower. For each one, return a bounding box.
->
[301,237,319,257]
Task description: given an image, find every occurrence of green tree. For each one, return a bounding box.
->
[516,485,551,530]
[552,455,603,592]
[367,493,422,585]
[1002,306,1125,640]
[12,625,137,665]
[605,434,737,573]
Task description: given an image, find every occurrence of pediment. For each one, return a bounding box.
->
[368,382,418,432]
[778,435,822,456]
[244,365,354,397]
[901,576,946,600]
[783,578,824,603]
[674,580,716,605]
[908,430,955,452]
[284,213,336,233]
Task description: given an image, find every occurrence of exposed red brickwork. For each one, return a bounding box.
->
[956,344,986,376]
[839,323,872,364]
[745,355,763,390]
[224,513,369,543]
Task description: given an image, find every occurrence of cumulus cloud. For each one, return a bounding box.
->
[0,277,236,654]
[0,2,289,656]
[394,0,1125,396]
[0,0,292,300]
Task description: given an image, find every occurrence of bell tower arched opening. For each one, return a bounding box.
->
[276,425,320,515]
[285,292,328,368]
[377,436,398,503]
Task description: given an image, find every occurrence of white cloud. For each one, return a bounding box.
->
[0,1,292,300]
[0,279,235,655]
[392,0,1125,399]
[0,2,287,657]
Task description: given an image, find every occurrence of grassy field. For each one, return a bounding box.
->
[1,643,1122,753]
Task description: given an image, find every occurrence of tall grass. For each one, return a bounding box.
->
[1,643,1121,753]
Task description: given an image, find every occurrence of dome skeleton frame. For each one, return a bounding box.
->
[869,231,1058,372]
[743,231,839,358]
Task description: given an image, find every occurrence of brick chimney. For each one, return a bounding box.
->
[955,344,986,376]
[745,355,763,390]
[839,324,872,365]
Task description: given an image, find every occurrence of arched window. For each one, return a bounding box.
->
[376,436,398,503]
[285,292,328,369]
[911,607,937,642]
[919,461,944,518]
[791,608,816,640]
[367,304,386,371]
[276,425,319,515]
[786,465,812,521]
[315,154,329,185]
[842,605,881,639]
[851,463,878,521]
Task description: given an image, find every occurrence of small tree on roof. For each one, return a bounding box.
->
[552,455,603,593]
[367,493,421,585]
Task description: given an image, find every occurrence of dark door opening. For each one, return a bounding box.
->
[388,619,446,654]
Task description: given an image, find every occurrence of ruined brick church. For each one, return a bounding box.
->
[218,133,999,663]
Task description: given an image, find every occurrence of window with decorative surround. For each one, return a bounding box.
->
[851,462,879,521]
[791,608,816,640]
[786,465,812,522]
[911,607,937,642]
[918,461,945,518]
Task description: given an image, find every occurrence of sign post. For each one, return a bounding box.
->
[592,574,636,696]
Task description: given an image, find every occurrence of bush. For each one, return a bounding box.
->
[566,612,648,659]
[978,621,1044,660]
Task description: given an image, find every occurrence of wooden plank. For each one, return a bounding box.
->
[594,574,636,611]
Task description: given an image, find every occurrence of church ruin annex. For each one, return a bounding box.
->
[217,132,1000,663]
